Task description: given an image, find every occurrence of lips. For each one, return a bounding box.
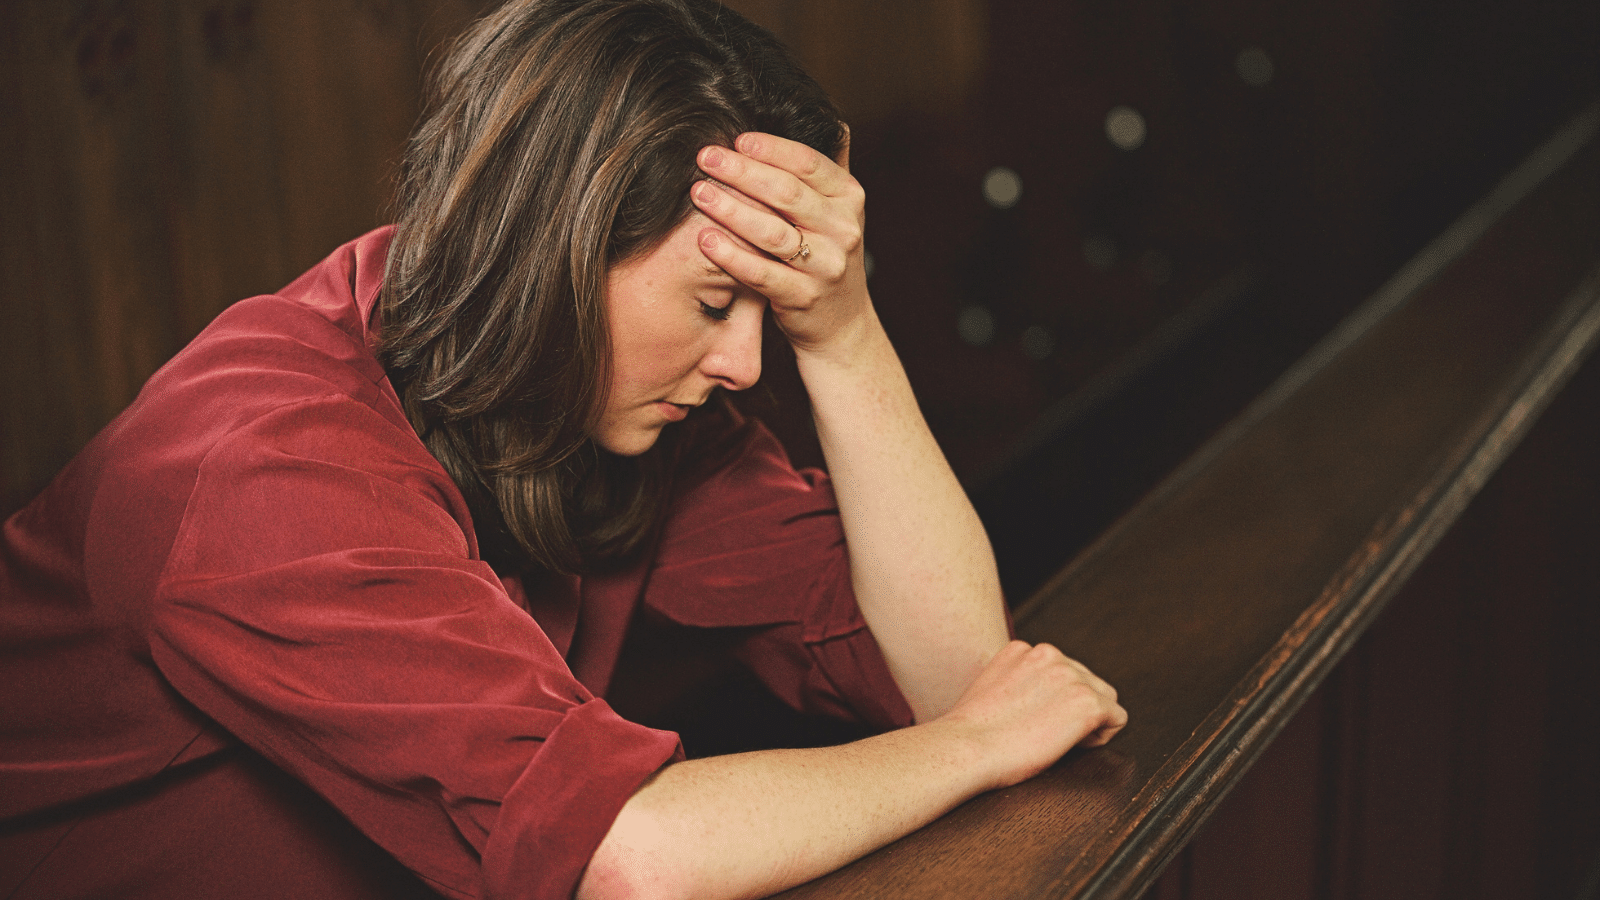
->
[656,401,691,422]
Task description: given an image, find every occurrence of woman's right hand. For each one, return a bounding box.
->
[931,640,1128,791]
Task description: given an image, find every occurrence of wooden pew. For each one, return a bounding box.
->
[778,103,1600,900]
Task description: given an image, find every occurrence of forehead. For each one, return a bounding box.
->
[613,212,743,284]
[611,209,732,286]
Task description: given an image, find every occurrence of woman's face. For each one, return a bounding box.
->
[593,212,765,456]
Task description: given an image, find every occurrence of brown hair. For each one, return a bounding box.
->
[378,0,843,574]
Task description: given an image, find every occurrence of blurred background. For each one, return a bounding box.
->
[3,0,1597,598]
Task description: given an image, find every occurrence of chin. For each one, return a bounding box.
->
[595,428,662,457]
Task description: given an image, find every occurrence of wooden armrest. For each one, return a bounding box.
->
[780,102,1600,900]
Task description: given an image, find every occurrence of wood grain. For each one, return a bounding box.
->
[0,0,490,510]
[778,105,1600,900]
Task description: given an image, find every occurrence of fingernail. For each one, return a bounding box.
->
[702,147,725,169]
[693,181,716,203]
[737,134,760,154]
[700,231,721,250]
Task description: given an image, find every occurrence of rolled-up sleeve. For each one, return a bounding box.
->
[148,397,680,900]
[643,407,915,731]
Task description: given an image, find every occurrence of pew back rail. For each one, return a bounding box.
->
[780,102,1600,900]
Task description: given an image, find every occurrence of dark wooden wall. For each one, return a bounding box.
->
[0,0,490,511]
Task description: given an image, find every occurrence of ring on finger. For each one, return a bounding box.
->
[785,224,811,263]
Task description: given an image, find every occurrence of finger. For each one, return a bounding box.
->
[999,639,1034,659]
[1022,643,1105,697]
[736,131,854,196]
[1082,726,1118,748]
[1048,649,1118,702]
[835,123,851,172]
[1030,644,1106,696]
[692,180,808,263]
[698,227,797,301]
[1082,703,1130,747]
[701,177,776,217]
[1076,701,1129,748]
[1073,664,1118,705]
[698,144,827,227]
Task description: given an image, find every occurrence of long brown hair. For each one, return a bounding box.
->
[378,0,843,574]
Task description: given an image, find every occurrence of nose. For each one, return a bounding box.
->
[701,302,763,391]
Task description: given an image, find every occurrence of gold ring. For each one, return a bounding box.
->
[785,226,811,263]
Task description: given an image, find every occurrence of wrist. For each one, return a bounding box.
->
[790,300,884,371]
[912,714,1007,796]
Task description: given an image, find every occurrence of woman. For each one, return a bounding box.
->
[0,1,1125,898]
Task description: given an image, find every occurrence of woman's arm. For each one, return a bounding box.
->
[575,132,1125,900]
[794,303,1007,721]
[690,132,1009,721]
[578,641,1126,900]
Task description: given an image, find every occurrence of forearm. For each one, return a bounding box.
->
[685,133,1009,719]
[577,718,988,900]
[795,303,1010,722]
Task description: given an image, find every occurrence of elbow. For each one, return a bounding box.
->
[576,830,695,900]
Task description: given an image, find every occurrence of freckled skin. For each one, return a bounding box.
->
[578,134,1126,900]
[594,212,766,456]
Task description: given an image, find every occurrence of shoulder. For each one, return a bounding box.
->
[59,240,467,602]
[91,292,414,499]
[137,226,399,443]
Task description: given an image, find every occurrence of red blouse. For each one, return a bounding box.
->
[0,229,912,899]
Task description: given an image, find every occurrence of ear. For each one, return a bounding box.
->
[835,123,851,172]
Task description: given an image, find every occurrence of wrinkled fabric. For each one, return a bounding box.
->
[0,228,912,900]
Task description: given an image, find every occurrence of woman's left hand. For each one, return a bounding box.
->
[692,130,870,357]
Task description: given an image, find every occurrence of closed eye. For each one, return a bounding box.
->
[699,300,733,321]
